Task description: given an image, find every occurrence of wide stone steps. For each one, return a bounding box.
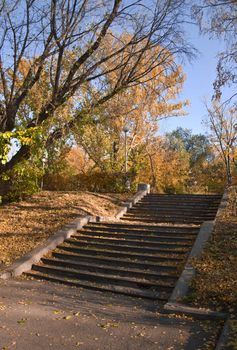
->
[147,194,221,197]
[121,216,207,224]
[130,207,218,214]
[26,271,169,300]
[141,194,221,200]
[51,252,179,272]
[84,223,200,235]
[40,258,178,281]
[63,238,188,253]
[139,200,220,205]
[57,245,185,261]
[123,212,216,219]
[71,235,192,247]
[31,263,175,286]
[138,200,220,206]
[139,199,221,203]
[133,205,219,211]
[78,230,195,243]
[28,264,175,295]
[25,193,221,300]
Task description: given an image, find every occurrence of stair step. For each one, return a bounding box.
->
[134,206,218,212]
[86,223,200,233]
[124,211,215,218]
[135,208,219,213]
[139,201,220,204]
[63,239,188,254]
[52,252,179,272]
[131,207,218,213]
[82,228,199,237]
[125,212,215,219]
[71,235,192,248]
[121,215,206,221]
[25,271,169,300]
[57,245,184,262]
[82,228,199,239]
[127,214,215,220]
[138,200,220,205]
[121,216,204,224]
[137,204,219,210]
[147,194,221,197]
[79,230,195,243]
[141,196,220,200]
[139,197,219,201]
[31,264,175,289]
[41,258,178,281]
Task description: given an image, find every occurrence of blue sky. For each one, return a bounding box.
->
[159,23,228,135]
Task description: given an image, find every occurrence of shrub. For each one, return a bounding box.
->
[2,161,43,202]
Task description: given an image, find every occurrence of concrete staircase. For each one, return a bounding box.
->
[26,193,222,301]
[122,193,221,224]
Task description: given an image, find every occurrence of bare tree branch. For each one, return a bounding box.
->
[0,0,194,173]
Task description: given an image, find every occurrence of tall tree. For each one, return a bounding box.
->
[73,53,187,175]
[139,136,190,193]
[205,101,237,185]
[165,127,211,166]
[193,1,237,102]
[0,0,193,174]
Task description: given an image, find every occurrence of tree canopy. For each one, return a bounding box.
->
[0,0,193,175]
[193,0,237,103]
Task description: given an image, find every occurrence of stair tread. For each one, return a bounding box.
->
[57,245,184,261]
[32,263,175,287]
[78,231,195,242]
[131,209,217,213]
[131,208,217,212]
[146,194,221,197]
[84,228,199,235]
[62,239,188,254]
[86,223,200,231]
[52,252,179,270]
[41,257,178,279]
[82,229,198,238]
[121,217,203,223]
[124,212,215,218]
[72,234,192,246]
[26,271,169,300]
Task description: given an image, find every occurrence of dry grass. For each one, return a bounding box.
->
[185,187,237,348]
[190,217,237,310]
[184,187,237,348]
[0,191,128,267]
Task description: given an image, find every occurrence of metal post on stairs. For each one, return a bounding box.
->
[123,125,130,191]
[137,183,150,193]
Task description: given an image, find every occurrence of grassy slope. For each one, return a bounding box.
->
[188,187,237,349]
[0,191,128,267]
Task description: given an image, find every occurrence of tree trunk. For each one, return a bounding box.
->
[0,145,30,174]
[0,179,12,199]
[226,155,232,186]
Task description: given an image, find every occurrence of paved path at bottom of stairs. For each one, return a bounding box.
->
[0,278,223,350]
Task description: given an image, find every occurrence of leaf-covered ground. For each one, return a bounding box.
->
[187,186,237,348]
[0,191,128,267]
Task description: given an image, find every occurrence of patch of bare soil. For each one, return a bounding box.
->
[0,191,128,267]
